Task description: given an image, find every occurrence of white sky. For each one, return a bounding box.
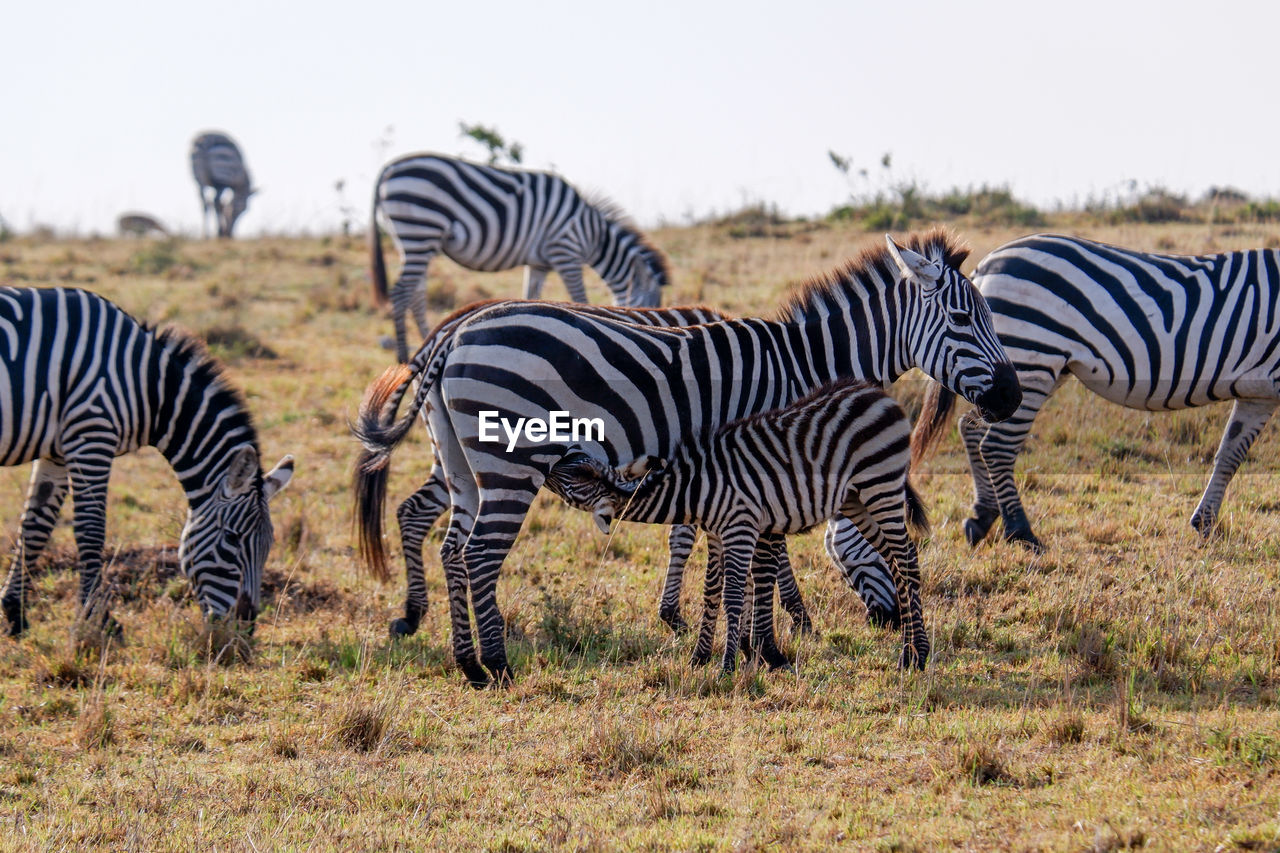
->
[4,0,1278,236]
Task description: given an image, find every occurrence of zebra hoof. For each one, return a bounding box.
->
[690,649,712,668]
[389,618,417,639]
[790,614,815,637]
[865,605,901,631]
[459,658,490,689]
[1190,511,1216,538]
[898,645,926,671]
[483,658,514,688]
[761,646,792,671]
[1004,527,1045,553]
[659,607,689,635]
[963,518,990,547]
[2,599,27,638]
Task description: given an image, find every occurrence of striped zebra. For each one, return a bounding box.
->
[370,153,670,363]
[545,377,929,672]
[0,287,294,636]
[910,232,1280,551]
[191,132,254,239]
[353,230,1021,686]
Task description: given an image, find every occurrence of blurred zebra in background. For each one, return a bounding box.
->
[369,154,670,362]
[191,131,255,239]
[116,212,169,238]
[0,287,294,636]
[547,377,931,673]
[912,232,1280,552]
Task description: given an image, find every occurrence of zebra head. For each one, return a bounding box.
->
[178,446,294,624]
[220,186,256,237]
[544,450,663,532]
[624,247,669,307]
[887,234,1021,422]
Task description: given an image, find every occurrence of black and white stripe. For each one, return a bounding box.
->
[546,378,930,672]
[191,131,254,239]
[0,287,294,635]
[354,231,1021,686]
[369,153,671,362]
[910,232,1280,552]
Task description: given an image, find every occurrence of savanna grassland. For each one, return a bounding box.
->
[0,219,1278,851]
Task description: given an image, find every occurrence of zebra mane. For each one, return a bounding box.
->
[153,325,260,453]
[584,192,673,286]
[774,226,971,320]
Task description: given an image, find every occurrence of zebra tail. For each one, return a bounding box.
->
[369,172,390,308]
[352,363,417,582]
[909,381,957,474]
[904,478,931,538]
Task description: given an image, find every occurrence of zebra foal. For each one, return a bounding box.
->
[547,377,930,672]
[0,287,294,635]
[370,153,670,362]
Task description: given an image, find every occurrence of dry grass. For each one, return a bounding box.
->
[0,223,1278,849]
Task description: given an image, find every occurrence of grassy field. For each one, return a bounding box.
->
[0,220,1278,851]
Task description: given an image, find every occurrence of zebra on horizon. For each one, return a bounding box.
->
[909,232,1280,552]
[0,287,294,636]
[369,153,670,363]
[353,230,1022,687]
[545,377,930,673]
[191,132,255,239]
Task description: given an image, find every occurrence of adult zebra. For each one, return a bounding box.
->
[370,153,670,363]
[0,287,295,636]
[191,132,254,239]
[545,377,930,673]
[911,232,1280,551]
[354,231,1022,686]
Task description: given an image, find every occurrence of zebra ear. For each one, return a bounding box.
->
[223,445,260,497]
[618,455,665,481]
[263,455,295,502]
[885,235,943,290]
[592,509,613,534]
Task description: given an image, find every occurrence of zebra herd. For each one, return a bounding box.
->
[4,152,1280,690]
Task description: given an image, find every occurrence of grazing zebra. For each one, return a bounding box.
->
[910,232,1280,551]
[0,287,294,636]
[354,230,1021,686]
[545,377,930,672]
[191,132,254,239]
[370,153,670,363]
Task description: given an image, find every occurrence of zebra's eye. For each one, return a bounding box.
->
[950,311,972,327]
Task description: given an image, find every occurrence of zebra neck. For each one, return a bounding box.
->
[778,281,908,388]
[145,333,259,505]
[587,218,637,283]
[617,450,702,526]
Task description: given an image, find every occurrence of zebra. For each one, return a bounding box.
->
[908,232,1280,552]
[544,377,930,673]
[369,153,671,363]
[0,287,295,636]
[353,230,1022,686]
[116,213,169,238]
[191,132,255,239]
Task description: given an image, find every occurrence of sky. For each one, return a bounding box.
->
[4,0,1279,236]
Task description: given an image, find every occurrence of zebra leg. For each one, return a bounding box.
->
[551,259,590,303]
[824,518,899,629]
[464,486,540,687]
[659,525,696,633]
[430,409,486,686]
[980,370,1062,552]
[771,538,813,636]
[2,461,70,637]
[65,448,119,636]
[841,500,927,670]
[390,469,451,638]
[522,266,549,300]
[958,410,1000,546]
[747,534,792,670]
[1191,398,1277,535]
[389,246,439,363]
[692,534,724,667]
[716,529,761,675]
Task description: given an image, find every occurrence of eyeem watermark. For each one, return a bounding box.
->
[479,410,605,452]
